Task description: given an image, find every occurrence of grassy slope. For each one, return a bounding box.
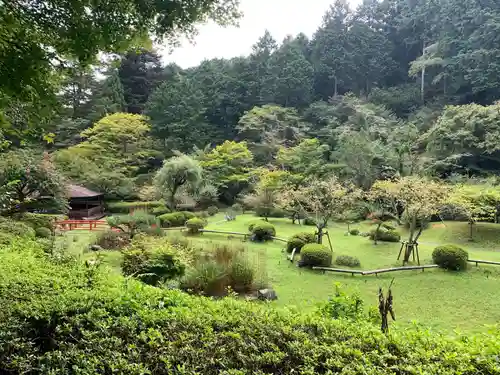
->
[71,213,500,333]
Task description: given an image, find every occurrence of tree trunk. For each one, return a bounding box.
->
[169,186,178,210]
[347,222,351,234]
[469,220,474,241]
[404,216,417,263]
[317,225,324,244]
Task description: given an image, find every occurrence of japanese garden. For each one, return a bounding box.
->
[1,0,500,373]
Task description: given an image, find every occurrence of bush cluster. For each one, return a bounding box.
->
[300,243,332,267]
[152,204,170,216]
[286,232,316,253]
[1,241,499,374]
[255,206,287,218]
[248,220,276,242]
[158,211,196,227]
[122,247,186,286]
[369,228,401,242]
[207,205,219,216]
[303,217,317,226]
[95,230,130,250]
[106,201,164,214]
[18,213,66,230]
[432,245,469,271]
[35,227,52,239]
[186,217,207,235]
[349,228,360,236]
[180,243,258,296]
[335,255,361,268]
[0,219,35,239]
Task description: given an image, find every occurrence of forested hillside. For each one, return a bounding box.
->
[2,0,500,203]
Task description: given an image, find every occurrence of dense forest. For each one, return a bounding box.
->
[2,0,500,206]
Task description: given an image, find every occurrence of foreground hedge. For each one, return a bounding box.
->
[1,241,499,374]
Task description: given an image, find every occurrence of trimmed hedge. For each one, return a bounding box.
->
[186,217,206,235]
[349,228,360,236]
[207,206,219,216]
[152,205,170,216]
[107,201,164,214]
[303,217,317,226]
[0,219,35,239]
[35,227,52,239]
[335,255,361,268]
[286,232,316,253]
[300,243,332,267]
[18,213,67,230]
[1,241,500,374]
[255,206,287,218]
[250,222,276,242]
[158,211,196,228]
[369,228,401,242]
[432,245,469,271]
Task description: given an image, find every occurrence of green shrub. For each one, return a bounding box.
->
[286,232,316,253]
[180,243,256,296]
[186,218,206,235]
[432,245,469,271]
[303,217,317,226]
[141,226,164,237]
[0,232,14,246]
[335,255,361,268]
[152,204,170,216]
[0,220,35,239]
[231,203,243,213]
[1,241,500,374]
[207,205,219,216]
[195,211,209,219]
[369,228,401,242]
[107,211,159,238]
[182,211,196,220]
[35,227,52,239]
[158,212,193,227]
[96,230,130,250]
[106,201,163,214]
[248,219,266,232]
[317,284,366,321]
[250,222,276,242]
[122,247,186,286]
[381,223,396,230]
[349,228,360,236]
[18,213,66,230]
[256,206,286,218]
[300,243,332,267]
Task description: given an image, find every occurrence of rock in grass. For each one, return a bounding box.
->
[258,288,278,301]
[89,244,103,251]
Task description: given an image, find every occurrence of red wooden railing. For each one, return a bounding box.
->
[55,220,111,231]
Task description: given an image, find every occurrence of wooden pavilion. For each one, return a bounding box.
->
[68,184,105,220]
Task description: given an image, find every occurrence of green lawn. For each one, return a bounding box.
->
[69,213,500,333]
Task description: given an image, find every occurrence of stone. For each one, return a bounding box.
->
[89,244,103,251]
[258,288,278,301]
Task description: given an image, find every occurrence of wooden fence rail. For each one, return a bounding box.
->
[313,264,439,276]
[468,259,500,267]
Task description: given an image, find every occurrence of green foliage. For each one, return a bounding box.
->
[250,222,276,242]
[0,231,14,246]
[0,219,35,239]
[122,247,186,286]
[432,245,469,271]
[317,284,367,321]
[0,150,68,214]
[1,241,500,373]
[303,217,317,226]
[300,243,332,267]
[34,227,52,239]
[154,154,203,209]
[180,243,257,296]
[286,232,316,253]
[95,230,130,250]
[349,228,360,236]
[369,229,401,243]
[186,217,207,235]
[17,213,66,231]
[231,203,243,213]
[106,201,164,214]
[207,205,219,216]
[158,211,194,228]
[335,255,361,268]
[107,211,159,238]
[152,204,170,216]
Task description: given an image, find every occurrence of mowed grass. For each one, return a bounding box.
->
[67,213,500,333]
[202,214,500,333]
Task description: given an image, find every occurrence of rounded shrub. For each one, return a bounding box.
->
[195,211,209,219]
[303,217,316,226]
[186,218,206,235]
[432,245,469,271]
[159,212,189,227]
[349,228,360,236]
[0,220,35,239]
[231,203,243,213]
[286,232,316,253]
[300,244,332,267]
[250,222,276,242]
[96,230,130,250]
[335,255,361,268]
[152,205,170,216]
[35,227,52,239]
[247,219,266,232]
[369,228,401,242]
[207,206,219,216]
[182,211,196,220]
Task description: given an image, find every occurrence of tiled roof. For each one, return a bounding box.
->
[68,184,103,198]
